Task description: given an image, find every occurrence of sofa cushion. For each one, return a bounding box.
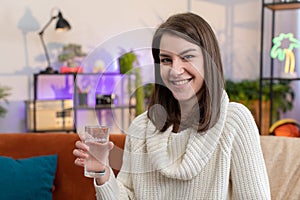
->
[260,136,300,200]
[0,154,57,200]
[0,133,96,200]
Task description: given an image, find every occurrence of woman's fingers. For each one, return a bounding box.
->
[75,140,89,151]
[73,140,115,168]
[73,146,88,167]
[108,141,114,151]
[74,157,85,167]
[73,148,88,158]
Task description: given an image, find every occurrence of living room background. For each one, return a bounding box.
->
[0,0,299,132]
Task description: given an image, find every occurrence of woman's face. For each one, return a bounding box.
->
[159,33,204,102]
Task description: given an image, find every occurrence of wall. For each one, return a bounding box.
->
[0,0,267,132]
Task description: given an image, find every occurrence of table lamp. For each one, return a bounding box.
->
[38,8,71,74]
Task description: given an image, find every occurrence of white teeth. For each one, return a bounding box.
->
[172,80,189,85]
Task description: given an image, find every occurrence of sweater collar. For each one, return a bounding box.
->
[145,91,229,180]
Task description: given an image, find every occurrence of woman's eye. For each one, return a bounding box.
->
[160,58,172,64]
[182,55,194,61]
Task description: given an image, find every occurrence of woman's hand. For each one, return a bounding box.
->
[73,140,114,185]
[73,140,88,167]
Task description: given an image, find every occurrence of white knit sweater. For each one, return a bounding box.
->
[95,91,271,200]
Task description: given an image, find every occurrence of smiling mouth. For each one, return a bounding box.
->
[171,78,192,86]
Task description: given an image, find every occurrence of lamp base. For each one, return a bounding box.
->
[40,67,58,74]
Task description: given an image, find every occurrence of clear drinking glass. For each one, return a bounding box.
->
[84,125,110,178]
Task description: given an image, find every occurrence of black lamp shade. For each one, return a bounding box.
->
[38,9,71,74]
[55,11,71,32]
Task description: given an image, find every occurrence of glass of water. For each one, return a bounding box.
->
[84,125,110,178]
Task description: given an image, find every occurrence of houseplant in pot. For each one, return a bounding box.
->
[225,79,294,134]
[118,50,145,116]
[58,43,87,73]
[0,84,11,118]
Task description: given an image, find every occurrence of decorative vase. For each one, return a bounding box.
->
[78,93,88,106]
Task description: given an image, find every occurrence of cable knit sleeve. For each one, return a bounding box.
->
[94,112,149,200]
[94,135,135,200]
[227,102,271,199]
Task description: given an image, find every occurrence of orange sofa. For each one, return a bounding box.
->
[0,133,126,200]
[0,133,299,200]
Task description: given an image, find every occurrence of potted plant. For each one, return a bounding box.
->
[75,78,91,107]
[0,84,11,118]
[118,51,137,75]
[58,43,87,73]
[118,50,145,116]
[225,79,294,134]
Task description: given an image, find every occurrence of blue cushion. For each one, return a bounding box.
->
[0,154,58,200]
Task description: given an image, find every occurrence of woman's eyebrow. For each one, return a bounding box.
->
[178,48,197,55]
[159,53,171,57]
[159,48,198,57]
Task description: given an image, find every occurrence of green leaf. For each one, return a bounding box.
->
[0,84,11,118]
[225,79,294,122]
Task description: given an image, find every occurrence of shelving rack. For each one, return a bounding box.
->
[259,0,300,134]
[31,72,134,133]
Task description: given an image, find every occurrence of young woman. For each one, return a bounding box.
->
[73,12,271,199]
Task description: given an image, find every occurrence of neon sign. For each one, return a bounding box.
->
[270,33,300,76]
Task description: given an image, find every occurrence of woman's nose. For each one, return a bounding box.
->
[171,58,185,74]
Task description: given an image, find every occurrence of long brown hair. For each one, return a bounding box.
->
[147,12,224,133]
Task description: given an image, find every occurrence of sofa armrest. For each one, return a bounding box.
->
[260,136,300,200]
